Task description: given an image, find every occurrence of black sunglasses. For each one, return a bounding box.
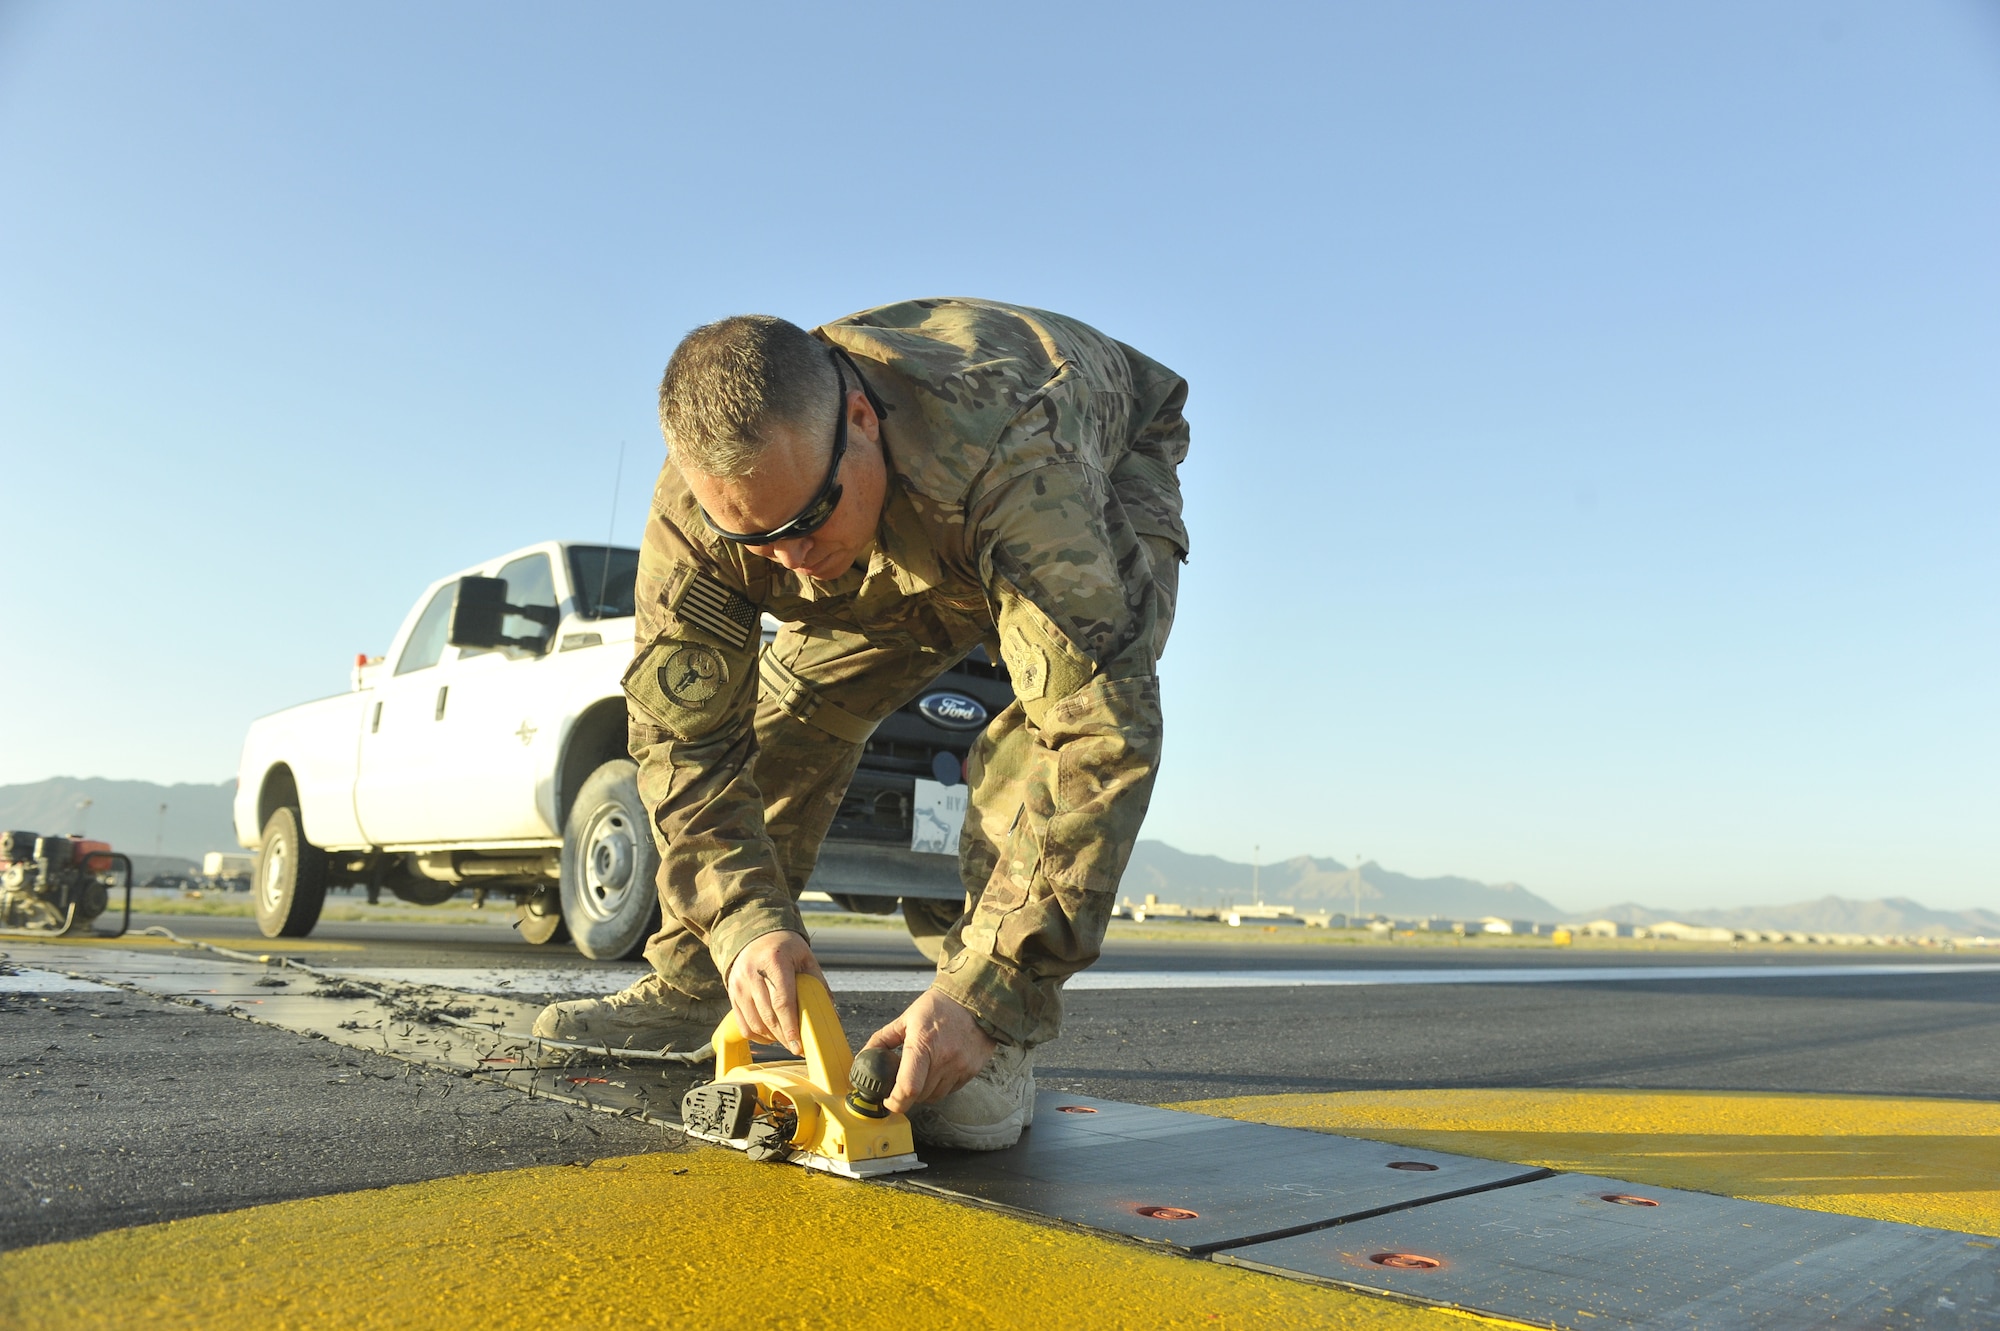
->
[699,354,857,546]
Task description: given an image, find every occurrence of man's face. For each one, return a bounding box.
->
[681,390,887,581]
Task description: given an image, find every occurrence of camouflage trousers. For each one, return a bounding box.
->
[641,535,1181,1046]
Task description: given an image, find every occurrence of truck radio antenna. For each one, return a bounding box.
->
[596,441,625,615]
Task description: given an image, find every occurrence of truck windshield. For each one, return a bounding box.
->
[567,545,640,619]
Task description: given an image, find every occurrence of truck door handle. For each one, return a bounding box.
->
[434,686,449,721]
[371,701,382,733]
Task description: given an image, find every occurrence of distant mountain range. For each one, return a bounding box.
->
[1586,897,2000,940]
[0,777,239,862]
[1120,841,1998,939]
[1120,840,1565,923]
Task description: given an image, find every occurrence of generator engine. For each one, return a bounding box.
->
[0,830,131,933]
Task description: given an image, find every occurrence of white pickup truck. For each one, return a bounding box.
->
[233,541,1013,959]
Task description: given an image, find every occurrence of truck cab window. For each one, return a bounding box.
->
[394,585,456,675]
[565,545,639,619]
[496,553,558,650]
[458,554,560,661]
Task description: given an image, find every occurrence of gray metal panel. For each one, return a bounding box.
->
[906,1092,1549,1253]
[1219,1172,2000,1328]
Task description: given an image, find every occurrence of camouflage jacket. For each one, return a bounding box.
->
[627,297,1189,1045]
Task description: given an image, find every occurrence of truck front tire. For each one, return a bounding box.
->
[254,807,328,939]
[560,760,661,961]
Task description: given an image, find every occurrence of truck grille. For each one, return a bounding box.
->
[831,771,916,843]
[863,738,951,776]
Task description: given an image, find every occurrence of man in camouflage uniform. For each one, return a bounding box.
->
[535,299,1187,1149]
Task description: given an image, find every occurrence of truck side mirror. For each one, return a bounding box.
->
[448,577,511,649]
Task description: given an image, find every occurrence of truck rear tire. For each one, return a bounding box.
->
[254,807,327,939]
[516,886,570,946]
[560,760,660,961]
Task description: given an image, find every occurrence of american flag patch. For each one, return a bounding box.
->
[672,570,758,649]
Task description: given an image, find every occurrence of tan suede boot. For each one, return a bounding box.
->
[531,973,728,1053]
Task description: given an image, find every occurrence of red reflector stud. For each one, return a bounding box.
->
[1055,1105,1098,1114]
[1369,1252,1442,1270]
[1385,1161,1439,1171]
[1599,1193,1660,1207]
[1135,1205,1198,1221]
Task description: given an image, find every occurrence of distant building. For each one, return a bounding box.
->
[1639,920,1736,943]
[1120,893,1220,923]
[1223,904,1296,927]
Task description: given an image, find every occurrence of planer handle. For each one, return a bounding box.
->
[708,972,855,1097]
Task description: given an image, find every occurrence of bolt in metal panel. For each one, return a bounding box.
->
[1218,1171,2000,1328]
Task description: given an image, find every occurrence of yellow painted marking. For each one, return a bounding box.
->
[0,1148,1529,1330]
[1174,1089,2000,1236]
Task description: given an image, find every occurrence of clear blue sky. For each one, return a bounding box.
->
[2,3,1994,914]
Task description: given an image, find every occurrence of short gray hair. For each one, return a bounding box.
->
[657,315,838,479]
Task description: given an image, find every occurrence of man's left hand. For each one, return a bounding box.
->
[863,988,999,1114]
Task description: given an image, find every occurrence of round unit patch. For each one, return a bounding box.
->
[658,644,727,707]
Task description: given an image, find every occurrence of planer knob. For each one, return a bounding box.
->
[847,1046,901,1117]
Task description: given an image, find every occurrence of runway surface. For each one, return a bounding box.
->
[5,913,1997,1327]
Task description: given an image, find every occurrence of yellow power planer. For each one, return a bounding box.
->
[679,973,925,1178]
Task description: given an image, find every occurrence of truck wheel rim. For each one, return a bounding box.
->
[578,802,637,924]
[260,840,288,912]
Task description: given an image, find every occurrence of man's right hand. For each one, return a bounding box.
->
[725,930,824,1055]
[863,986,999,1113]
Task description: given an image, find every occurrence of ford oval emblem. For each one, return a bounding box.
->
[917,691,988,731]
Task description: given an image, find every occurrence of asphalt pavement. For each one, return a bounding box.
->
[0,975,673,1251]
[120,906,2000,1102]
